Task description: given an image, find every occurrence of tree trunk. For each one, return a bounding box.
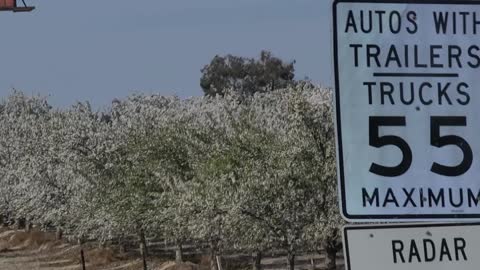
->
[98,241,107,248]
[139,230,148,270]
[324,247,337,270]
[286,252,295,270]
[252,251,262,270]
[209,242,218,270]
[80,248,86,270]
[310,257,315,270]
[175,240,183,263]
[15,218,25,230]
[78,239,86,270]
[119,240,127,254]
[324,238,341,270]
[25,220,32,232]
[323,233,341,270]
[1,214,10,228]
[216,256,223,270]
[56,227,63,240]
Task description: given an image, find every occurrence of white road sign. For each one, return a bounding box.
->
[334,0,480,220]
[343,223,480,270]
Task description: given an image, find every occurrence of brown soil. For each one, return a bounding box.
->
[0,228,174,270]
[155,261,201,270]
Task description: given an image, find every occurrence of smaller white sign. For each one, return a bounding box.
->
[344,223,480,270]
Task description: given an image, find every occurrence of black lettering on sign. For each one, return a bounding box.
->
[433,11,449,34]
[428,189,445,208]
[391,238,468,263]
[386,45,402,68]
[423,239,436,262]
[376,10,386,33]
[456,82,470,105]
[408,239,422,263]
[475,12,480,34]
[433,11,480,35]
[399,82,414,105]
[350,44,362,67]
[344,9,418,34]
[430,45,443,68]
[414,45,427,68]
[437,82,452,105]
[449,188,464,208]
[367,44,381,67]
[468,45,480,67]
[430,116,473,177]
[439,238,452,261]
[361,187,480,209]
[345,10,358,33]
[363,81,376,104]
[448,45,462,68]
[348,44,480,69]
[363,81,470,106]
[369,116,412,177]
[361,10,373,33]
[383,189,399,207]
[380,82,395,105]
[402,188,416,207]
[454,238,467,261]
[368,116,473,177]
[392,240,405,263]
[460,12,468,35]
[406,11,417,34]
[419,82,433,105]
[362,188,379,207]
[389,11,401,34]
[467,189,480,207]
[419,188,425,208]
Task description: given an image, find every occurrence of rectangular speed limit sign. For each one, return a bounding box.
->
[333,0,480,221]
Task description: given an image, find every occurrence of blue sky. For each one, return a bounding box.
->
[0,0,332,107]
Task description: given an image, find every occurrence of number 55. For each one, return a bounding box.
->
[369,116,472,177]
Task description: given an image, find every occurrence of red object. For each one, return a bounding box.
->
[0,0,16,9]
[0,0,34,12]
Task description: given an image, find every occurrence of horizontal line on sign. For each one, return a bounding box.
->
[373,72,459,78]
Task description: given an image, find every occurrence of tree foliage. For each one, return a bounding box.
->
[200,51,296,97]
[0,86,343,269]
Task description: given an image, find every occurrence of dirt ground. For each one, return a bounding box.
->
[0,228,165,270]
[0,229,341,270]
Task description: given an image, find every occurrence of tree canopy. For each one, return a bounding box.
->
[200,51,296,97]
[0,86,343,270]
